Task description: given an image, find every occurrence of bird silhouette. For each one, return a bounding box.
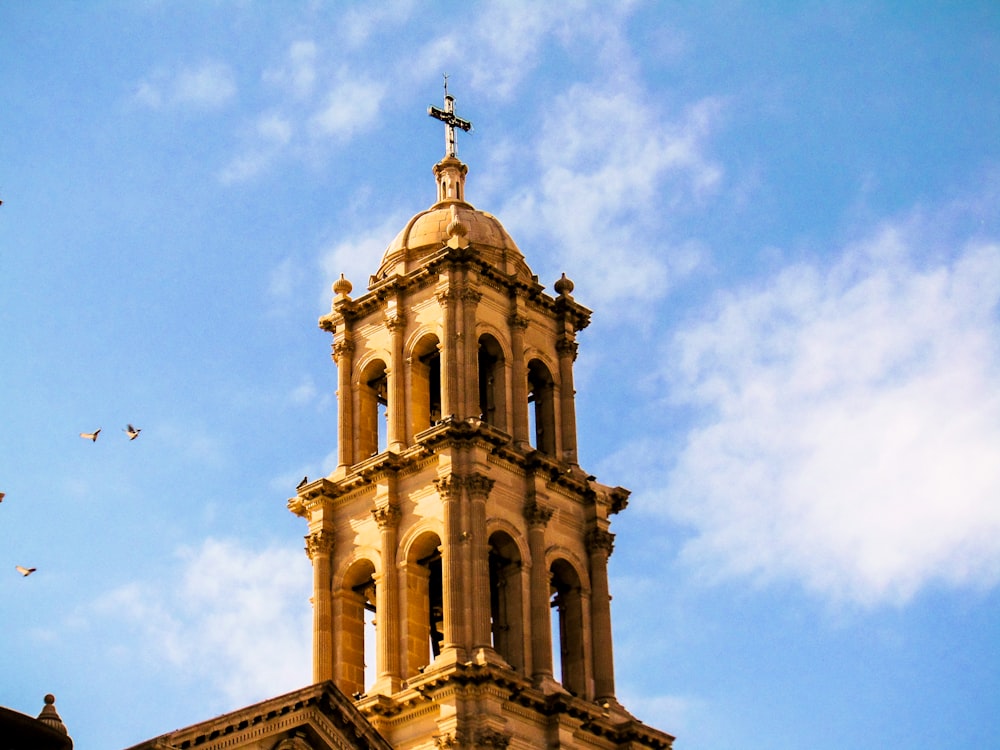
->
[297,476,308,489]
[80,429,101,442]
[0,491,5,503]
[15,565,36,577]
[124,424,141,440]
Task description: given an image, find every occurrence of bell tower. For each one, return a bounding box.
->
[289,87,673,750]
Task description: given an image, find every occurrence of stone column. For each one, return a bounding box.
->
[333,338,355,468]
[586,528,617,702]
[386,314,407,452]
[525,501,554,685]
[556,336,579,464]
[465,473,495,653]
[306,530,335,684]
[508,313,529,447]
[461,286,482,418]
[435,475,466,657]
[372,505,402,693]
[437,288,459,418]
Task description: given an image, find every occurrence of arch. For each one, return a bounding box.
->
[401,529,444,677]
[409,332,442,439]
[357,357,389,460]
[477,333,507,431]
[549,557,586,697]
[335,557,377,697]
[527,358,556,454]
[488,529,525,673]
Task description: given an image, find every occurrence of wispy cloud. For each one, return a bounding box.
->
[497,84,723,306]
[87,538,311,705]
[627,213,1000,606]
[135,61,237,111]
[317,213,410,310]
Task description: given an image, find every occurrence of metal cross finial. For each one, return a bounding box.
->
[428,75,472,158]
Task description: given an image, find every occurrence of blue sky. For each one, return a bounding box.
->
[2,2,999,749]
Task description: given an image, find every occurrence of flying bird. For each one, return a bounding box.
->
[80,429,101,442]
[15,565,36,577]
[124,424,141,440]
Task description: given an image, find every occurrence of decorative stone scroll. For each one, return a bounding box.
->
[464,472,495,500]
[556,336,579,361]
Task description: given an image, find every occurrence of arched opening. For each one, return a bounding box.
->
[402,531,444,677]
[527,359,556,454]
[478,334,506,430]
[550,558,585,696]
[489,531,524,672]
[359,359,388,459]
[410,335,442,438]
[337,558,376,697]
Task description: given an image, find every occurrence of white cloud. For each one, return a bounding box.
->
[135,61,237,111]
[317,214,409,311]
[263,40,319,99]
[497,85,723,306]
[89,538,312,705]
[308,77,386,141]
[640,220,1000,606]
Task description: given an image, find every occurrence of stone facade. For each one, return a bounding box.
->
[288,103,674,750]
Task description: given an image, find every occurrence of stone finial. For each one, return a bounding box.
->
[37,694,69,736]
[554,272,574,297]
[333,273,353,297]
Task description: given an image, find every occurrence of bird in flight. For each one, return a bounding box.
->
[80,429,101,442]
[15,565,36,577]
[124,424,141,440]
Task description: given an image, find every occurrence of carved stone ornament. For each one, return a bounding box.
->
[475,727,512,750]
[556,337,579,360]
[272,737,314,750]
[586,528,615,556]
[332,339,356,362]
[464,472,495,500]
[371,504,402,529]
[433,732,461,749]
[385,314,407,331]
[507,313,529,330]
[305,530,335,560]
[434,475,463,499]
[436,287,460,306]
[523,502,554,528]
[460,287,482,304]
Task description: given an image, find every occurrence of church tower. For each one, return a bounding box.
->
[289,88,673,750]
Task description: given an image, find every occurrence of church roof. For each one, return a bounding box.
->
[123,682,392,750]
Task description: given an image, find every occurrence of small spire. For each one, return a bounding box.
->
[37,694,70,736]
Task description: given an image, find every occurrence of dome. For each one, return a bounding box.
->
[373,157,534,285]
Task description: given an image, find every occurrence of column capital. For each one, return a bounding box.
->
[436,287,460,306]
[465,472,495,500]
[434,474,463,499]
[305,530,335,559]
[586,528,616,556]
[508,313,529,330]
[332,339,355,362]
[372,504,402,529]
[524,501,554,528]
[461,287,482,304]
[385,314,407,332]
[556,336,579,360]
